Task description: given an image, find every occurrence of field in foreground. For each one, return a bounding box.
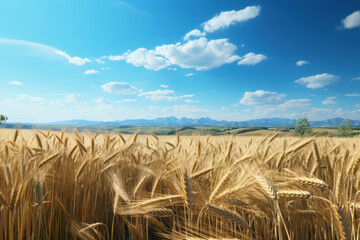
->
[0,129,359,239]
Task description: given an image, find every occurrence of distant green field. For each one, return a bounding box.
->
[2,124,360,137]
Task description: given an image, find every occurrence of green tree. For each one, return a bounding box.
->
[338,119,352,136]
[294,118,311,136]
[0,115,8,125]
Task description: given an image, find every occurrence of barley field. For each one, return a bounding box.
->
[0,129,359,239]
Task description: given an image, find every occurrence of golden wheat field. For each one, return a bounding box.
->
[0,129,360,239]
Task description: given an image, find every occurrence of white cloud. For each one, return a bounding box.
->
[84,69,99,74]
[125,48,171,71]
[237,52,267,65]
[342,11,360,29]
[295,73,339,89]
[8,81,23,85]
[256,99,311,117]
[345,93,360,97]
[202,6,261,33]
[322,96,337,105]
[167,67,177,71]
[171,105,209,115]
[95,56,107,64]
[116,99,137,103]
[184,99,199,103]
[15,94,45,102]
[122,37,241,71]
[296,60,309,66]
[65,94,82,103]
[94,97,108,103]
[108,55,127,61]
[185,73,194,77]
[240,90,286,106]
[0,38,92,66]
[54,50,91,66]
[160,84,168,88]
[101,82,138,94]
[352,77,360,81]
[155,37,240,70]
[184,29,206,41]
[138,89,194,101]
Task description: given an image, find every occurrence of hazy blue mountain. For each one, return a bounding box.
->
[35,117,360,127]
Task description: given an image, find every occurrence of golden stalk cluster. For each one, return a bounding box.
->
[0,129,359,240]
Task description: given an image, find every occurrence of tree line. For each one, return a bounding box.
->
[295,117,354,136]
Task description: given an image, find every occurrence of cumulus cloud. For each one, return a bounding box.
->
[101,82,138,94]
[160,84,168,88]
[345,93,360,97]
[296,60,309,66]
[202,6,261,33]
[237,52,267,65]
[342,11,360,29]
[138,89,194,101]
[322,96,337,105]
[155,37,240,70]
[125,48,171,71]
[8,81,23,85]
[184,29,206,41]
[100,6,264,72]
[240,90,286,106]
[54,50,91,66]
[117,37,241,71]
[84,69,99,74]
[295,73,339,89]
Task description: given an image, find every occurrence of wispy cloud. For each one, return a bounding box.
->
[65,94,82,103]
[54,50,91,66]
[115,1,146,14]
[15,94,46,102]
[296,60,309,66]
[202,6,261,33]
[84,69,99,74]
[160,84,168,88]
[0,38,92,66]
[8,81,23,85]
[138,89,194,101]
[101,82,138,94]
[185,73,194,77]
[322,96,337,105]
[116,99,137,103]
[345,93,360,97]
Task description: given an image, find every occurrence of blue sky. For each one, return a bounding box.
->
[0,0,360,123]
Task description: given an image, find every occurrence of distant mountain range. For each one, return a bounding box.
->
[16,116,359,127]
